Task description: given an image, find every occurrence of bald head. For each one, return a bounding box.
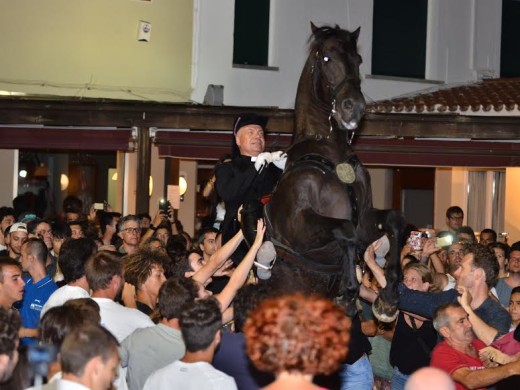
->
[405,367,455,390]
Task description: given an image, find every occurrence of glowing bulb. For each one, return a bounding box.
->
[179,176,187,196]
[60,174,69,191]
[19,170,27,178]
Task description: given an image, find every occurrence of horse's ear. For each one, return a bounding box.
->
[310,21,318,34]
[351,27,361,43]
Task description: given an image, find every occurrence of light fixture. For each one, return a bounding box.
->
[19,170,28,178]
[34,162,49,177]
[149,176,153,197]
[60,174,69,191]
[112,172,118,181]
[179,176,187,201]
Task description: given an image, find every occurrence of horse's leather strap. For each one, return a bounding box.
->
[263,203,343,275]
[271,237,343,274]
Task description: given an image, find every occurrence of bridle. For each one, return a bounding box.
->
[310,49,360,144]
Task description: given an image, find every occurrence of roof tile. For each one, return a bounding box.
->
[367,78,520,115]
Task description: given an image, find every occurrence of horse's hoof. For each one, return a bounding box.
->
[256,241,276,280]
[372,296,398,323]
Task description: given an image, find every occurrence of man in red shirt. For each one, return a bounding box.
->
[431,302,520,390]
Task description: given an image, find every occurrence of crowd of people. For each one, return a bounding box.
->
[1,114,520,390]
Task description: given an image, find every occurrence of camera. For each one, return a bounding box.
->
[27,344,57,377]
[93,200,108,211]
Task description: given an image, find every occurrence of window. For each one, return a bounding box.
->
[372,0,428,79]
[233,0,270,66]
[500,0,520,77]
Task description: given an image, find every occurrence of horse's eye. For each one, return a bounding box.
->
[323,56,330,63]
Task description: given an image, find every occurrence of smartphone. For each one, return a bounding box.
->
[93,203,104,210]
[436,235,453,247]
[408,231,426,250]
[159,199,171,214]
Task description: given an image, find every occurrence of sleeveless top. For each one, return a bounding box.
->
[389,311,438,375]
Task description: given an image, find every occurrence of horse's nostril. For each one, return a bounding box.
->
[342,99,354,111]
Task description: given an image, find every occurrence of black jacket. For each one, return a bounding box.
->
[215,155,282,261]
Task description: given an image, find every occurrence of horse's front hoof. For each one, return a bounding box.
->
[256,241,276,280]
[372,296,398,323]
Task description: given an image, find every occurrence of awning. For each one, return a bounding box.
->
[0,126,134,151]
[155,130,520,167]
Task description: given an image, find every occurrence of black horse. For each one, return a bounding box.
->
[264,23,405,320]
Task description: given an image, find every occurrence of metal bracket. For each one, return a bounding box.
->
[149,127,158,138]
[131,126,138,140]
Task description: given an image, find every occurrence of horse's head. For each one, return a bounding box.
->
[309,23,366,132]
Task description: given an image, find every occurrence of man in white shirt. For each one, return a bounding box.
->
[41,238,96,317]
[85,251,153,342]
[35,325,120,390]
[144,298,237,390]
[120,277,199,390]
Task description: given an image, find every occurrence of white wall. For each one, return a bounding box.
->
[368,167,393,210]
[505,168,520,243]
[192,0,502,108]
[434,168,469,231]
[0,150,17,208]
[0,0,193,101]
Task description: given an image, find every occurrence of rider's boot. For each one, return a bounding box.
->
[240,201,276,279]
[240,201,263,247]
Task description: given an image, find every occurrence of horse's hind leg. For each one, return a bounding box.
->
[294,208,359,316]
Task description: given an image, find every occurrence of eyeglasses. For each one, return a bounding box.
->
[121,227,140,234]
[510,257,520,263]
[449,216,464,221]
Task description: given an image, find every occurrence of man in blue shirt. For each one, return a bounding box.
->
[399,243,510,343]
[18,238,57,345]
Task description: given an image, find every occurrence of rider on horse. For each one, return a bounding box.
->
[215,113,286,269]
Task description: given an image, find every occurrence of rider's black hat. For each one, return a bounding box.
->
[232,113,268,135]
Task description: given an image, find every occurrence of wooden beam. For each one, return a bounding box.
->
[359,113,520,140]
[0,97,294,132]
[1,96,520,142]
[135,127,151,214]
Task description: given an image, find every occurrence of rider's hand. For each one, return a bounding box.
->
[271,151,287,170]
[254,152,273,172]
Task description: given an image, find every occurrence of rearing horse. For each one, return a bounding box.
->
[265,23,405,320]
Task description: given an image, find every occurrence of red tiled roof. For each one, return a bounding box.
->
[366,78,520,115]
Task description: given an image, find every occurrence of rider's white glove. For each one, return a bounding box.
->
[254,152,273,172]
[271,151,287,170]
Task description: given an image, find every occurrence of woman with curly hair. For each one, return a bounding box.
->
[244,293,351,389]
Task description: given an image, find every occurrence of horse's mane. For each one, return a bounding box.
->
[307,24,357,54]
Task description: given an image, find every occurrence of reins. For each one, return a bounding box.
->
[310,49,359,144]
